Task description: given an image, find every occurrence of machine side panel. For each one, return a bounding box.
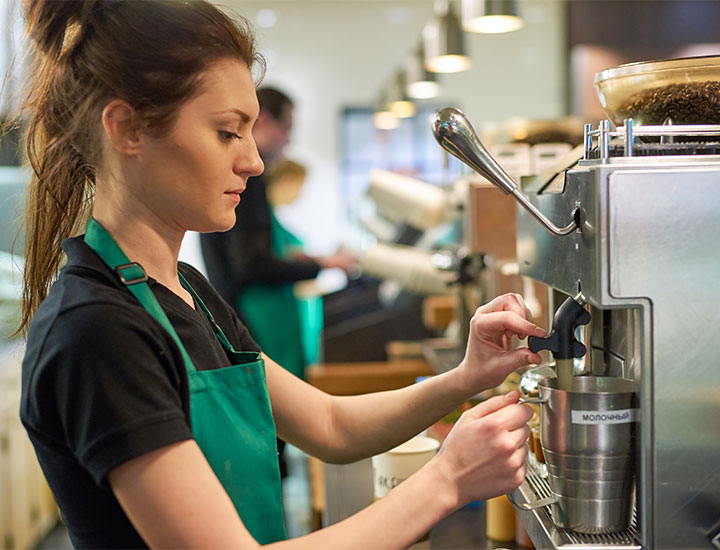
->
[609,168,720,549]
[517,169,598,297]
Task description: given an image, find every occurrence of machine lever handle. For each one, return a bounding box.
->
[431,107,579,237]
[527,296,590,360]
[528,332,586,357]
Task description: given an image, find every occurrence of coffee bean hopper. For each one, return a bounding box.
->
[432,55,720,549]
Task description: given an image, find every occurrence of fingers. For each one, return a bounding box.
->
[503,293,534,323]
[472,310,545,341]
[501,347,543,371]
[510,423,532,450]
[513,446,529,483]
[463,392,534,429]
[464,391,520,420]
[484,402,534,432]
[477,293,534,323]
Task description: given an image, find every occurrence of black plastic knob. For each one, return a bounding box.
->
[528,296,590,359]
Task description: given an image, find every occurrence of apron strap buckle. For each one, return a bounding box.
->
[114,262,149,286]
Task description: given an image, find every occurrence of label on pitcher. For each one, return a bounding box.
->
[571,409,637,424]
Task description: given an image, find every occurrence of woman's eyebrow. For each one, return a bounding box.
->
[211,108,251,123]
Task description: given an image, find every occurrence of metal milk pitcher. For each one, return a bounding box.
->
[520,376,638,534]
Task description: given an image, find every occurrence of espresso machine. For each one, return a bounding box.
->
[432,56,720,549]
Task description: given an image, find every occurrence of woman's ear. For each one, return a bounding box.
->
[101,100,143,155]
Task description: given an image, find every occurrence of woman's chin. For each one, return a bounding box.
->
[217,213,237,232]
[193,214,236,234]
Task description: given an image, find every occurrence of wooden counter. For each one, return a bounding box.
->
[306,359,433,396]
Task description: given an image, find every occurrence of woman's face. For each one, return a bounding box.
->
[133,58,264,233]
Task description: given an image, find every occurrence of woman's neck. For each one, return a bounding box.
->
[91,195,194,308]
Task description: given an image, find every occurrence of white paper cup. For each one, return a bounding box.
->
[372,436,440,499]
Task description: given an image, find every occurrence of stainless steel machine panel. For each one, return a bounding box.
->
[608,168,720,548]
[517,158,720,549]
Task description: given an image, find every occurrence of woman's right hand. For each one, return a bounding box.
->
[431,390,532,507]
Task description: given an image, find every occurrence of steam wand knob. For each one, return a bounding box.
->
[529,296,590,392]
[528,296,590,359]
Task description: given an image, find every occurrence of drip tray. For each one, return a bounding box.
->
[513,457,641,549]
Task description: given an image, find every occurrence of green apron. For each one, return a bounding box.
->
[84,218,287,544]
[238,208,322,378]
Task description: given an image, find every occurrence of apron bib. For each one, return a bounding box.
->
[84,218,287,544]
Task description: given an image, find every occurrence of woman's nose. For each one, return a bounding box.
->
[236,141,264,178]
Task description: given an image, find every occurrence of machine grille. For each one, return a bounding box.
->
[525,457,640,547]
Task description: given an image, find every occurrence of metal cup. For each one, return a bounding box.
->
[539,376,637,534]
[552,494,635,535]
[547,473,633,499]
[546,458,631,481]
[542,449,634,477]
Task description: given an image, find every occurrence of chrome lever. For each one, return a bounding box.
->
[431,107,579,237]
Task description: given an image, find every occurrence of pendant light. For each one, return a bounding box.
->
[461,0,523,34]
[405,44,441,99]
[373,90,400,130]
[423,0,471,73]
[388,71,416,118]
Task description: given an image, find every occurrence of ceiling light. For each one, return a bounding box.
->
[423,0,471,73]
[388,71,416,118]
[405,45,441,99]
[462,0,523,34]
[373,91,400,130]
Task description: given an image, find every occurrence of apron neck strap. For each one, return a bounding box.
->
[178,271,238,354]
[84,218,198,373]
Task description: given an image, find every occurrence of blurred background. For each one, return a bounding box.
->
[2,1,720,548]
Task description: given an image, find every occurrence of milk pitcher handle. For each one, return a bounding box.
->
[508,488,557,511]
[518,396,546,405]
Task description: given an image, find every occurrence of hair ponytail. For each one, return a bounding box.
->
[16,0,262,335]
[17,0,99,335]
[25,0,95,58]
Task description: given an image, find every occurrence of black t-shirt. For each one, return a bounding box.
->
[200,173,321,310]
[20,237,261,549]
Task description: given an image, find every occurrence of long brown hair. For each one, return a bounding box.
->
[17,0,263,334]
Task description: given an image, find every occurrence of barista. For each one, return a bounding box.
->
[18,1,544,548]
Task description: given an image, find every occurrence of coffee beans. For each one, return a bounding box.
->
[618,81,720,125]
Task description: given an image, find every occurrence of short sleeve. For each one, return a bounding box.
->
[26,302,193,486]
[229,309,261,352]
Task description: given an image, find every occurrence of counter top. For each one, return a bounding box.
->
[412,505,525,550]
[307,359,433,395]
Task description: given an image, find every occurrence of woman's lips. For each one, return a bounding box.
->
[225,188,244,203]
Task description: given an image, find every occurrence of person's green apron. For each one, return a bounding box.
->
[238,208,322,378]
[84,218,287,544]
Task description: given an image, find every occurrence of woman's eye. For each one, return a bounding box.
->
[218,130,241,142]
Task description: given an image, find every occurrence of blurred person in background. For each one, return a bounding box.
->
[262,159,324,370]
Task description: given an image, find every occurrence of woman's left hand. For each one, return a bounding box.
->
[457,293,545,393]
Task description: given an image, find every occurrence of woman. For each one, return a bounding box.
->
[18,1,545,548]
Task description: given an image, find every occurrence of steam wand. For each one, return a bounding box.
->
[431,107,578,237]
